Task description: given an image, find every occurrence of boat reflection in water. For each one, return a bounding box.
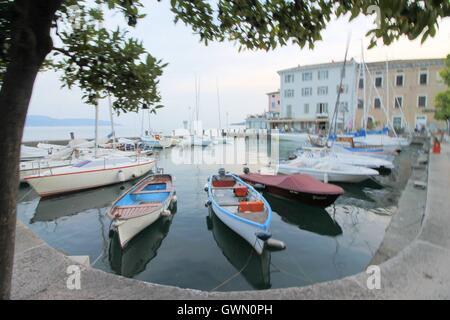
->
[30,181,135,224]
[264,194,342,237]
[206,208,271,290]
[109,208,176,278]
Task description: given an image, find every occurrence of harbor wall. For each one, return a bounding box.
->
[12,142,450,299]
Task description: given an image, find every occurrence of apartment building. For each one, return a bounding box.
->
[267,91,281,119]
[273,59,358,132]
[354,58,446,132]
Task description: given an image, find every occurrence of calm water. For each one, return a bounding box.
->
[17,138,419,291]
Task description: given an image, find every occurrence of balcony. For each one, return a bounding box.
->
[316,112,329,119]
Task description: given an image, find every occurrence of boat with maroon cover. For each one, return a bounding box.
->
[240,170,344,207]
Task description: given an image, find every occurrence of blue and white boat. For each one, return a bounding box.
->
[206,169,272,255]
[108,174,177,248]
[141,134,172,149]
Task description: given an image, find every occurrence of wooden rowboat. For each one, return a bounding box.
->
[206,169,272,255]
[108,174,176,248]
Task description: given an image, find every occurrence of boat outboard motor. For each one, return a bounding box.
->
[243,167,250,174]
[218,168,226,176]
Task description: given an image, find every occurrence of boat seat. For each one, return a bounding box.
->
[216,201,240,206]
[133,188,174,195]
[112,203,161,220]
[212,180,235,188]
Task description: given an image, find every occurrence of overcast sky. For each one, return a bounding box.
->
[28,2,450,133]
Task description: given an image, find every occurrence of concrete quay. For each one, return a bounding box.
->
[11,143,450,299]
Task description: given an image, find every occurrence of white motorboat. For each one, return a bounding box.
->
[298,148,395,171]
[330,144,396,162]
[25,155,155,197]
[183,135,212,147]
[278,158,379,183]
[141,134,172,149]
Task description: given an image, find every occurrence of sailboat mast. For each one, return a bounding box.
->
[108,95,116,149]
[327,33,351,144]
[361,41,367,131]
[386,58,390,129]
[94,103,99,158]
[216,78,222,135]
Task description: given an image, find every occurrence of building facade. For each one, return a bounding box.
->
[245,114,269,130]
[273,59,358,132]
[354,58,446,132]
[267,91,281,119]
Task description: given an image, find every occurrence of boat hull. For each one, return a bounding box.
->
[211,201,266,255]
[244,181,340,207]
[116,205,166,248]
[277,166,374,183]
[26,160,154,197]
[109,174,175,247]
[19,160,73,182]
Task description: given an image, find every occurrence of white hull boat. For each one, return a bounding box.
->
[20,159,74,182]
[276,132,309,142]
[141,135,172,149]
[181,135,212,147]
[278,159,379,183]
[25,156,155,197]
[21,145,49,161]
[298,148,394,171]
[206,170,273,255]
[109,174,176,248]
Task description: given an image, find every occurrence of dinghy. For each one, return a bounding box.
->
[206,169,272,255]
[25,156,155,197]
[108,174,176,248]
[277,158,379,183]
[240,170,344,207]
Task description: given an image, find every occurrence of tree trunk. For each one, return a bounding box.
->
[0,0,62,300]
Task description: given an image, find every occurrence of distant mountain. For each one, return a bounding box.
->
[25,115,119,127]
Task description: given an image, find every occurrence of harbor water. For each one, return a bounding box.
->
[17,135,419,291]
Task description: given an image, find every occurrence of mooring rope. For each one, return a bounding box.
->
[17,188,33,203]
[270,260,315,284]
[91,252,104,267]
[210,239,257,292]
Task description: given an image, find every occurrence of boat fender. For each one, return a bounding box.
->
[172,195,177,203]
[266,238,287,251]
[254,183,266,190]
[204,183,209,192]
[255,232,272,241]
[161,209,171,217]
[204,200,212,207]
[118,170,125,182]
[324,173,329,184]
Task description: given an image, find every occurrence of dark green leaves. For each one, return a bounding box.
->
[435,55,450,122]
[169,0,449,51]
[52,3,166,114]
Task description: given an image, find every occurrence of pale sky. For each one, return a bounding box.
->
[28,1,450,134]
